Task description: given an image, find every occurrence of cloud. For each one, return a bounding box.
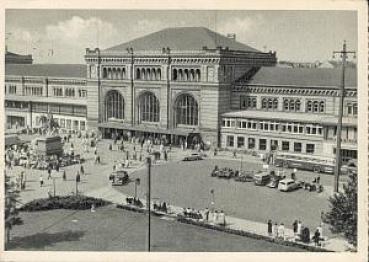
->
[7,16,119,63]
[46,16,118,49]
[218,15,264,40]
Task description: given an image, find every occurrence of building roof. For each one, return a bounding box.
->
[104,27,260,53]
[5,64,86,78]
[243,67,357,87]
[5,50,33,64]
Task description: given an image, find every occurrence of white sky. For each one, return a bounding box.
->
[5,10,357,64]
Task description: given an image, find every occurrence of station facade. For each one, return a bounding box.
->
[4,27,357,161]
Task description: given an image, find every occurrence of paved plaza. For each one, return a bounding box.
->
[7,134,350,251]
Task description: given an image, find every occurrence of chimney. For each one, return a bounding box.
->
[227,33,236,41]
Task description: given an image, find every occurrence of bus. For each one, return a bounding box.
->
[273,153,336,174]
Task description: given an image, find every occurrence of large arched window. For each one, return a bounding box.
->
[105,90,124,121]
[138,92,160,122]
[175,94,199,126]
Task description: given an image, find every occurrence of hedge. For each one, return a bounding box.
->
[20,195,111,211]
[176,216,331,252]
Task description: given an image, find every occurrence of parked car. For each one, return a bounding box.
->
[111,170,129,186]
[278,178,301,192]
[267,175,284,188]
[254,171,271,186]
[183,153,203,161]
[234,170,254,182]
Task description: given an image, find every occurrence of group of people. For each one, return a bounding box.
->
[267,219,324,246]
[153,201,168,213]
[182,207,226,226]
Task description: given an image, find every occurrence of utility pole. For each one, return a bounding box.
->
[53,177,56,197]
[332,40,356,193]
[146,157,151,252]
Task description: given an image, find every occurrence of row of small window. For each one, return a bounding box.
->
[37,117,86,131]
[102,67,127,80]
[53,87,87,98]
[24,86,43,96]
[222,119,323,135]
[172,68,201,82]
[226,136,315,154]
[6,85,17,94]
[135,68,162,81]
[32,103,87,117]
[240,96,325,113]
[5,101,28,109]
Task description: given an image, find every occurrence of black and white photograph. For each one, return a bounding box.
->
[1,1,368,261]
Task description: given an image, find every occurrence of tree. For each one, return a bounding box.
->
[323,172,357,248]
[5,172,23,249]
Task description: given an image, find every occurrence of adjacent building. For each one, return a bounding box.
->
[4,27,357,162]
[5,64,87,131]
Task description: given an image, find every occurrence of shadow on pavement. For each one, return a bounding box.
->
[7,230,85,250]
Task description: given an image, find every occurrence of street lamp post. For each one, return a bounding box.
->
[146,157,152,252]
[134,178,140,199]
[332,41,356,193]
[53,177,56,197]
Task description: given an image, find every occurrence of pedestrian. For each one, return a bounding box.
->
[297,220,302,238]
[62,170,66,181]
[94,154,98,164]
[317,223,323,239]
[76,171,81,183]
[109,144,113,151]
[293,220,298,236]
[47,166,52,180]
[233,150,237,158]
[267,219,273,236]
[164,150,168,161]
[80,165,85,176]
[291,172,296,180]
[48,188,52,198]
[273,223,278,238]
[317,175,321,184]
[278,223,285,240]
[313,229,321,246]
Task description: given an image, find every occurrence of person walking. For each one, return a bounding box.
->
[293,220,298,236]
[80,165,85,176]
[76,171,81,183]
[62,170,67,181]
[47,166,52,180]
[313,229,321,246]
[267,219,273,236]
[273,223,278,238]
[297,220,302,236]
[39,174,44,187]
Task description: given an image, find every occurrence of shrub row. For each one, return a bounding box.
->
[20,195,111,211]
[176,216,330,252]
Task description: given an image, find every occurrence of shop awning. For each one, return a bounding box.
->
[98,122,199,136]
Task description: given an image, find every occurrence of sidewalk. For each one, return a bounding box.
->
[83,185,349,252]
